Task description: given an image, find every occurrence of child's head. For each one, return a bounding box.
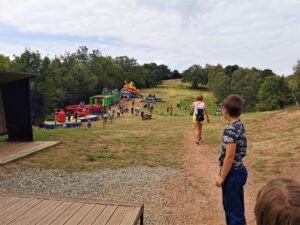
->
[196,95,203,101]
[255,178,300,225]
[222,95,244,119]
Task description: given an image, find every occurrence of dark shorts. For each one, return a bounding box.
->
[222,166,248,225]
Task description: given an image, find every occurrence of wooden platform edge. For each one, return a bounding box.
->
[134,205,144,225]
[0,191,144,208]
[0,141,61,165]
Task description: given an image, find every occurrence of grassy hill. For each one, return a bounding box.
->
[1,80,299,181]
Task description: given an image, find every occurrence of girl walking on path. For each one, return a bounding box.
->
[191,95,209,144]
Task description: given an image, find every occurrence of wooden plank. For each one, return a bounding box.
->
[0,191,143,207]
[64,203,94,225]
[0,141,60,164]
[22,200,62,225]
[0,196,22,211]
[92,205,118,225]
[0,142,25,156]
[50,202,83,225]
[78,204,106,225]
[35,201,73,225]
[0,199,41,224]
[0,192,143,225]
[0,197,32,220]
[8,199,59,225]
[120,207,143,225]
[106,206,130,225]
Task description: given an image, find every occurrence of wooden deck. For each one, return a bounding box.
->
[0,141,60,164]
[0,192,144,225]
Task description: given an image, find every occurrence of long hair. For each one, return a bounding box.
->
[255,178,300,225]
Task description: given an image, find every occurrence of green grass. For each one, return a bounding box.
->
[1,79,299,180]
[1,80,215,171]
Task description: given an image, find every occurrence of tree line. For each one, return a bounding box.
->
[0,46,181,113]
[0,46,299,113]
[182,63,300,111]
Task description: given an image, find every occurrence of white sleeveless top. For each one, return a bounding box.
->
[194,101,205,116]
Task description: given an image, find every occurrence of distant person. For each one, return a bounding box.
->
[54,110,58,127]
[66,111,71,122]
[135,105,140,116]
[167,106,169,113]
[87,119,92,128]
[131,107,134,114]
[74,111,78,122]
[103,111,108,123]
[150,105,154,113]
[108,109,114,123]
[215,95,247,225]
[191,95,209,143]
[255,178,300,225]
[169,105,173,115]
[117,109,121,117]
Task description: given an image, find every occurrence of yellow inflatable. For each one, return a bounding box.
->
[124,81,140,94]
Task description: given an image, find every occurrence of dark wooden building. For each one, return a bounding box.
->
[0,71,36,141]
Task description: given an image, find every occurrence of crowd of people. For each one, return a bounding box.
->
[100,98,154,126]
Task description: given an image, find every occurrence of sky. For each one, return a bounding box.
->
[0,0,299,75]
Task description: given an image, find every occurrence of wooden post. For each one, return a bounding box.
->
[140,212,144,225]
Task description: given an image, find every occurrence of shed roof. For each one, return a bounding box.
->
[0,71,36,85]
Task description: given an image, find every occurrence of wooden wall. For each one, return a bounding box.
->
[0,88,7,135]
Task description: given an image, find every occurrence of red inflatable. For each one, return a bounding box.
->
[57,111,66,122]
[89,104,103,113]
[65,105,83,113]
[65,104,103,114]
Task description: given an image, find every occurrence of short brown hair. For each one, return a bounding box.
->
[255,179,300,225]
[222,95,244,117]
[196,95,203,101]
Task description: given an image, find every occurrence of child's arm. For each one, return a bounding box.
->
[191,103,194,113]
[204,106,210,123]
[216,143,236,187]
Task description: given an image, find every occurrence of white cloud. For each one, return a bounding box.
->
[0,0,299,74]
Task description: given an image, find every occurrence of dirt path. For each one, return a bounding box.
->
[178,132,258,225]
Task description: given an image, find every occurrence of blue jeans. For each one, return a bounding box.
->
[222,166,248,225]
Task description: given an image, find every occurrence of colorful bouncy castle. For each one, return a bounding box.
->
[89,88,119,107]
[120,81,140,99]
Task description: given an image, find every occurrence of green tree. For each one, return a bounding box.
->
[208,66,231,103]
[170,69,181,79]
[11,49,42,73]
[288,60,300,105]
[224,65,239,77]
[231,68,263,111]
[256,76,289,111]
[288,79,299,106]
[182,65,208,88]
[0,54,11,71]
[260,69,275,80]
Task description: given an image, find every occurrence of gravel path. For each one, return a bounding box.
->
[0,166,187,225]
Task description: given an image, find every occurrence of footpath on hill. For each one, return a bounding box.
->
[177,108,300,225]
[168,132,257,225]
